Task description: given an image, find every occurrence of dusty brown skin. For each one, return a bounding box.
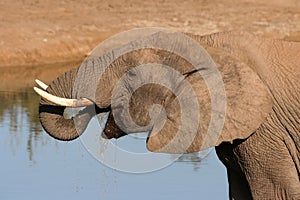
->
[194,32,300,199]
[37,32,299,199]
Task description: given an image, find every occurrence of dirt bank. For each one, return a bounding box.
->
[1,0,299,90]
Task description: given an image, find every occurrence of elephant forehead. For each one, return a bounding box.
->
[73,30,217,104]
[72,57,112,101]
[41,68,79,105]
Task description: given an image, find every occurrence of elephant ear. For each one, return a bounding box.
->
[146,47,273,153]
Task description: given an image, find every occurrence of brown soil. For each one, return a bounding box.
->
[1,0,300,90]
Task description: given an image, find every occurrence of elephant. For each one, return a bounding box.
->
[34,30,299,200]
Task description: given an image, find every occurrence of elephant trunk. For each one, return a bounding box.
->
[38,69,93,140]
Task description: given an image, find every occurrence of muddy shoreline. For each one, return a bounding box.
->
[0,60,83,91]
[1,0,299,90]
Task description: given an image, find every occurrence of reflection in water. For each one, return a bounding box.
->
[175,148,212,171]
[0,90,210,169]
[0,90,43,161]
[0,89,227,200]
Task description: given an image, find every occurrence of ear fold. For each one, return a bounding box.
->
[146,47,273,153]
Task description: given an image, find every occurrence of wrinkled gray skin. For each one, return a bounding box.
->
[38,31,299,200]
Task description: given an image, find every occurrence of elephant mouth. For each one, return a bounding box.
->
[62,105,126,140]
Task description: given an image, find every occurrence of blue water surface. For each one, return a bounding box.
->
[0,90,228,200]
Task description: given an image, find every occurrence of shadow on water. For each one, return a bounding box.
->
[0,89,43,161]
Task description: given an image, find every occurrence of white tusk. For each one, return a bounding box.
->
[35,79,48,90]
[33,87,94,107]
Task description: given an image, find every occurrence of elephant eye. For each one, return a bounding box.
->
[127,70,136,77]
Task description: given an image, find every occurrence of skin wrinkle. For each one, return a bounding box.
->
[283,126,300,179]
[235,128,286,198]
[270,75,300,155]
[182,67,208,78]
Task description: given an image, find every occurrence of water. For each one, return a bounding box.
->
[0,90,228,200]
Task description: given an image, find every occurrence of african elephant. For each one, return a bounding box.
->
[34,30,299,200]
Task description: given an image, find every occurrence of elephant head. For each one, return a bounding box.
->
[34,31,273,153]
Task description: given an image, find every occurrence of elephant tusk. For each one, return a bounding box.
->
[33,87,94,107]
[35,79,48,90]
